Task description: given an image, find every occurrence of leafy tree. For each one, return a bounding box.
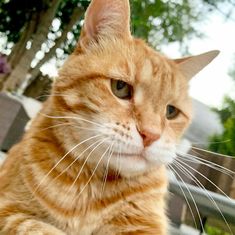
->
[0,0,85,91]
[209,81,235,157]
[209,97,235,156]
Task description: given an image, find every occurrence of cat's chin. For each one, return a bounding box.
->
[144,148,176,166]
[107,150,176,178]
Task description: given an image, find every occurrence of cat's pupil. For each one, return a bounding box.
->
[168,105,175,114]
[117,81,126,90]
[166,105,179,119]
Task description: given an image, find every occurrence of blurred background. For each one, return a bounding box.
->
[0,0,235,234]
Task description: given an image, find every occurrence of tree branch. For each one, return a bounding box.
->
[29,7,83,81]
[2,0,63,91]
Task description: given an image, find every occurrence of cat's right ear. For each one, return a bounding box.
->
[77,0,131,50]
[174,50,219,80]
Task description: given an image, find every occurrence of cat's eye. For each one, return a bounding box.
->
[111,79,132,99]
[166,105,180,120]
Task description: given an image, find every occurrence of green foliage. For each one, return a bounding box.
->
[209,100,235,156]
[130,0,199,48]
[206,224,231,235]
[209,78,235,156]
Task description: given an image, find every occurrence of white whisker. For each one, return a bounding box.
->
[168,165,198,230]
[192,146,235,159]
[53,137,106,182]
[35,94,72,100]
[115,142,122,179]
[32,134,103,195]
[68,137,109,194]
[74,142,114,201]
[176,158,234,203]
[177,152,234,178]
[40,122,72,131]
[177,151,235,176]
[174,160,233,235]
[40,122,102,132]
[39,113,106,128]
[101,144,114,194]
[190,149,235,175]
[169,164,204,232]
[176,139,231,147]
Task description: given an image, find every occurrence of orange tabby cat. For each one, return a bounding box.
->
[0,0,218,234]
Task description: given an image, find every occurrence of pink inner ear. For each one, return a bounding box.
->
[82,0,131,42]
[85,4,103,38]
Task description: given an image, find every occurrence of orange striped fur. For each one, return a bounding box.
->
[0,0,218,234]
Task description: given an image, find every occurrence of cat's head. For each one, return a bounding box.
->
[53,0,219,177]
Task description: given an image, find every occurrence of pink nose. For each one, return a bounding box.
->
[138,129,160,147]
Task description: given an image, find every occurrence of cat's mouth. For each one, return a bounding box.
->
[113,151,146,160]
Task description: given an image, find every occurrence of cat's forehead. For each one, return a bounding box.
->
[108,39,175,85]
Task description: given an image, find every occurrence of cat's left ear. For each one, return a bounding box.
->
[174,50,220,80]
[78,0,131,49]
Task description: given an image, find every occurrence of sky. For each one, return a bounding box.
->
[162,11,235,108]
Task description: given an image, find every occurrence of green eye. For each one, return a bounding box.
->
[166,105,180,120]
[111,79,132,99]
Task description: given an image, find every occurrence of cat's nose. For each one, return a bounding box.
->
[138,129,160,147]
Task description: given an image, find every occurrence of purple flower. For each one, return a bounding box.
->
[0,54,11,74]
